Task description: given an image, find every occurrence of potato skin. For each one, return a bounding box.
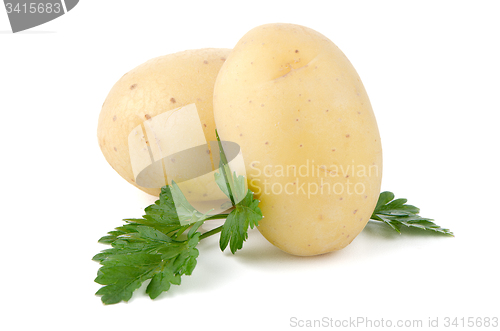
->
[213,24,382,256]
[97,48,231,196]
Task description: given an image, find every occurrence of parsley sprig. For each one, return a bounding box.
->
[370,191,454,236]
[93,132,263,304]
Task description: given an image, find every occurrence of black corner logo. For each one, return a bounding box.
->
[3,0,79,33]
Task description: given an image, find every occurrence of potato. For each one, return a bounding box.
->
[213,24,382,256]
[97,48,231,196]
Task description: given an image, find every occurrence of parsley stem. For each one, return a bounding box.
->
[204,213,230,221]
[199,225,223,240]
[198,213,229,240]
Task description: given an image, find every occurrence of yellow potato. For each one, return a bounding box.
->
[213,24,382,256]
[97,48,231,196]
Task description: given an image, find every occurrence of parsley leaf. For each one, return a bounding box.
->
[95,233,200,304]
[219,190,263,254]
[214,169,247,205]
[170,180,214,225]
[214,130,247,205]
[370,191,454,236]
[93,186,201,304]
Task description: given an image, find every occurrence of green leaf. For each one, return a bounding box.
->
[170,180,214,225]
[215,168,247,203]
[219,190,263,254]
[94,185,202,305]
[146,264,182,299]
[374,191,394,211]
[230,171,247,204]
[370,191,454,236]
[143,186,182,225]
[214,170,230,198]
[95,233,200,304]
[144,234,200,300]
[134,226,173,243]
[215,130,239,206]
[214,130,247,207]
[95,253,161,304]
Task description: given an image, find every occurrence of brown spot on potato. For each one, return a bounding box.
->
[170,98,176,103]
[261,104,265,107]
[130,84,137,90]
[339,197,343,200]
[206,150,210,154]
[240,133,243,137]
[203,123,207,128]
[318,215,323,220]
[265,141,269,145]
[221,57,226,61]
[353,209,358,214]
[296,119,299,121]
[332,149,336,152]
[113,147,117,152]
[325,109,329,112]
[299,144,303,147]
[112,115,117,121]
[145,114,151,120]
[203,60,208,64]
[346,134,350,138]
[295,49,299,53]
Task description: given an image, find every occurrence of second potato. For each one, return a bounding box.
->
[214,23,383,256]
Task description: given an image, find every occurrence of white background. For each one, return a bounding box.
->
[1,1,499,330]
